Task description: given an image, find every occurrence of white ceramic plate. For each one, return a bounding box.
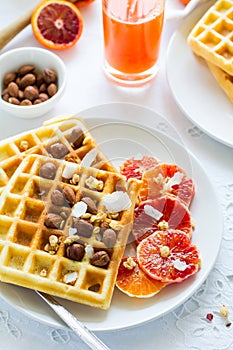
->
[166,0,233,148]
[0,103,222,332]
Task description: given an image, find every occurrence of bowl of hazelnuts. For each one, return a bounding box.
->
[0,47,67,118]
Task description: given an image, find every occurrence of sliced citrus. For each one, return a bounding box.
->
[31,0,84,50]
[120,155,159,181]
[139,163,195,207]
[132,196,192,244]
[116,256,166,298]
[137,229,200,283]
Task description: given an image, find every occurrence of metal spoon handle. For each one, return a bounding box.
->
[36,291,110,350]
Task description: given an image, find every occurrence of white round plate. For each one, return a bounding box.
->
[0,103,222,332]
[166,0,233,148]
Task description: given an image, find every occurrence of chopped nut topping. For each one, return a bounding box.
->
[160,245,170,258]
[85,176,104,191]
[82,136,91,145]
[123,257,136,270]
[70,173,80,185]
[49,235,59,247]
[158,220,169,230]
[107,212,120,220]
[19,140,29,151]
[80,213,92,219]
[220,304,229,319]
[64,235,80,245]
[93,226,101,235]
[40,268,47,277]
[90,212,107,224]
[109,220,122,230]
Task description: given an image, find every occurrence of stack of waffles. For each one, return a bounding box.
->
[0,116,141,309]
[188,0,233,102]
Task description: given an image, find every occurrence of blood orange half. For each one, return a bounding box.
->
[116,256,166,298]
[133,196,192,244]
[120,155,159,180]
[31,0,84,50]
[74,0,95,7]
[137,229,200,283]
[139,163,195,207]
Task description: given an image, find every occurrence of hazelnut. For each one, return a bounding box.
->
[3,72,16,85]
[51,189,64,206]
[43,68,57,84]
[39,93,49,102]
[24,85,39,100]
[8,82,19,98]
[44,213,63,229]
[73,219,93,238]
[18,64,35,76]
[63,186,76,205]
[66,243,85,261]
[8,97,20,105]
[19,73,36,89]
[47,83,57,97]
[69,127,85,149]
[39,162,57,179]
[20,99,32,106]
[81,197,97,214]
[102,229,117,248]
[91,251,110,267]
[48,142,68,159]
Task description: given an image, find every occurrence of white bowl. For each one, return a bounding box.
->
[0,47,67,119]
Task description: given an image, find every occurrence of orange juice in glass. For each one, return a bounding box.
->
[102,0,165,87]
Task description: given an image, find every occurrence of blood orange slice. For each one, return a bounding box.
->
[31,0,84,50]
[133,196,192,244]
[139,163,195,207]
[137,229,200,283]
[120,155,159,180]
[116,256,166,298]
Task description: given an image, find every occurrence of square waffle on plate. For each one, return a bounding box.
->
[187,0,233,75]
[0,115,116,194]
[0,154,141,309]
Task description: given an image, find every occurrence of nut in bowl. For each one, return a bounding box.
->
[0,47,67,119]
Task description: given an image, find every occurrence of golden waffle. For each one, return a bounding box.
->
[187,0,233,75]
[0,115,116,194]
[207,60,233,102]
[0,154,141,309]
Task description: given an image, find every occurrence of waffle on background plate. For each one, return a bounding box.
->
[0,115,116,195]
[187,0,233,102]
[0,153,141,309]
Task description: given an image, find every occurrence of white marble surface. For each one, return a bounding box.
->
[0,1,233,349]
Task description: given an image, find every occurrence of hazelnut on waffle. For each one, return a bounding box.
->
[0,154,141,309]
[0,115,116,194]
[207,61,233,102]
[187,0,233,76]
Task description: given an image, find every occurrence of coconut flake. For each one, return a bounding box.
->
[68,227,78,236]
[62,163,78,179]
[63,271,78,284]
[173,259,189,271]
[71,201,87,218]
[80,148,98,167]
[85,244,94,259]
[144,205,163,221]
[103,191,132,213]
[164,172,184,191]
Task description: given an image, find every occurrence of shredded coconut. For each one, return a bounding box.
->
[85,244,94,259]
[164,172,183,191]
[62,163,78,179]
[173,259,189,271]
[80,148,98,167]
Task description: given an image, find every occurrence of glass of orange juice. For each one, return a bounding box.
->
[102,0,165,87]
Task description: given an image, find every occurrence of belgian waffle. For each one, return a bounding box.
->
[187,0,233,76]
[0,154,141,309]
[207,61,233,102]
[0,115,116,194]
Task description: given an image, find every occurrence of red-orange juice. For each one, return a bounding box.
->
[102,0,164,85]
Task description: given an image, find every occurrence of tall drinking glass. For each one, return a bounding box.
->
[102,0,165,87]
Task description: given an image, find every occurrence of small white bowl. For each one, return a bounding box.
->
[0,47,67,119]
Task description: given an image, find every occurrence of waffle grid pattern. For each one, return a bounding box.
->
[0,116,116,194]
[188,0,233,75]
[0,154,140,309]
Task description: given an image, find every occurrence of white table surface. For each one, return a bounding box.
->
[1,1,233,349]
